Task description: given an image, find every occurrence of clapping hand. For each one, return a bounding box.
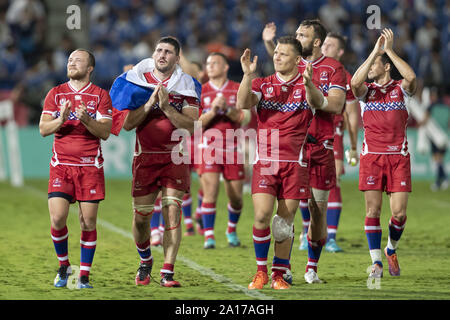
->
[59,100,71,124]
[262,22,277,42]
[75,101,90,123]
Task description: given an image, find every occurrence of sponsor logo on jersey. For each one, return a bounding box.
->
[87,100,96,110]
[366,176,375,185]
[259,179,268,188]
[53,178,62,187]
[90,189,96,194]
[390,89,398,99]
[387,145,399,151]
[80,157,94,163]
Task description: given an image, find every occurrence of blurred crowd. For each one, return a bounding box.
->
[0,0,449,125]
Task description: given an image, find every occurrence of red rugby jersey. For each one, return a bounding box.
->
[201,80,240,150]
[358,79,411,155]
[298,55,346,148]
[134,71,201,155]
[251,72,313,163]
[42,81,112,168]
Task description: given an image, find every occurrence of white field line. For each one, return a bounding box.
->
[24,185,274,300]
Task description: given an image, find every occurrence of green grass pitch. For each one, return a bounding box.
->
[1,178,449,300]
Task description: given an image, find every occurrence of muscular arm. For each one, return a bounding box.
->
[382,28,417,95]
[39,100,71,137]
[123,104,149,131]
[237,74,259,110]
[162,105,199,134]
[324,88,345,114]
[385,49,417,95]
[179,50,201,80]
[123,85,161,131]
[351,54,375,99]
[79,117,112,140]
[198,109,216,129]
[351,34,387,99]
[344,99,360,150]
[39,113,65,137]
[73,102,111,140]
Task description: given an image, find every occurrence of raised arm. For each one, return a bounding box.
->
[236,49,259,110]
[303,62,327,110]
[262,22,277,58]
[381,28,417,95]
[351,36,384,99]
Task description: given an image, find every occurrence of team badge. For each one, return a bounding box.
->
[259,179,268,188]
[320,71,328,81]
[52,178,62,187]
[203,97,211,106]
[293,89,302,99]
[87,100,96,110]
[229,95,236,105]
[390,89,398,99]
[366,176,376,185]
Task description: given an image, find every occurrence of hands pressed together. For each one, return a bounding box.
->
[144,83,170,113]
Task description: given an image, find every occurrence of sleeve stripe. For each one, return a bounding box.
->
[329,84,347,91]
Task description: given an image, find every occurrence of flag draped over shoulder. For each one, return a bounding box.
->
[109,58,202,135]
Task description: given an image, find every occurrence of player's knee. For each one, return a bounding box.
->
[366,206,381,218]
[80,219,96,231]
[254,211,271,228]
[161,196,183,228]
[271,214,294,242]
[133,204,154,225]
[391,210,406,223]
[229,198,242,211]
[50,215,67,230]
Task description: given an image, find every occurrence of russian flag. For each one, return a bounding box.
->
[109,58,202,135]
